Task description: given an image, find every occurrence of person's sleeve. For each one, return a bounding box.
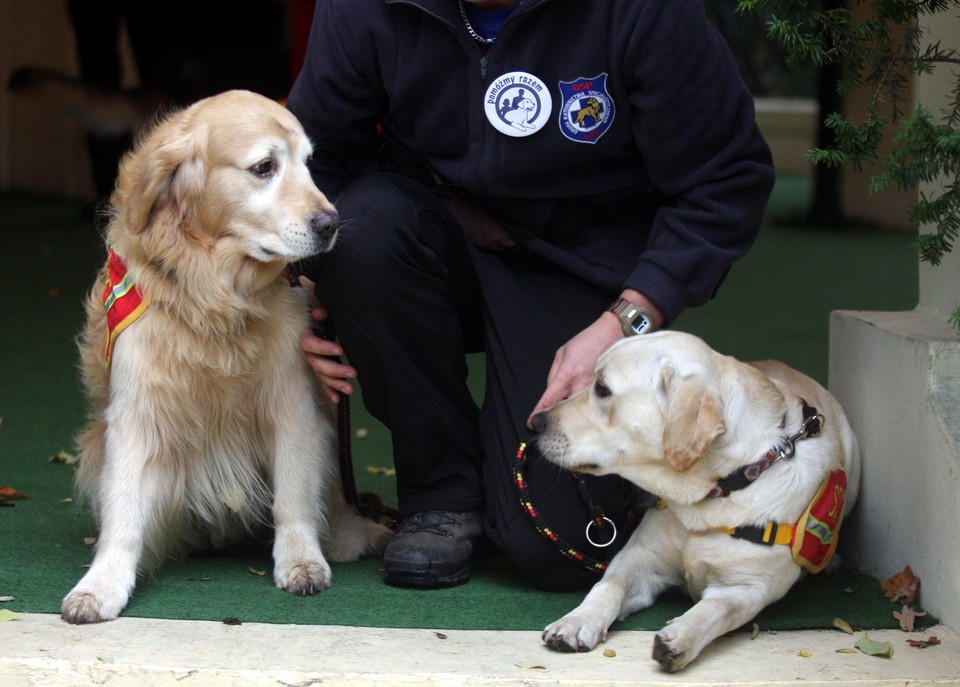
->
[286,0,384,199]
[622,0,776,325]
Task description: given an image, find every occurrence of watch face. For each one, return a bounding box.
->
[629,313,652,335]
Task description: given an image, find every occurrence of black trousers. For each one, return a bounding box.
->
[312,174,636,591]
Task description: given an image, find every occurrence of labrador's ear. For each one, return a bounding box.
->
[114,115,208,234]
[661,368,726,472]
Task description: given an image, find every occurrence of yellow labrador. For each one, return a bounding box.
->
[534,331,860,671]
[62,90,391,624]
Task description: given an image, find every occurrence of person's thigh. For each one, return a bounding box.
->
[313,174,486,516]
[474,252,636,591]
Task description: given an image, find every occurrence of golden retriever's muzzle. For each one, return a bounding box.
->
[310,209,340,253]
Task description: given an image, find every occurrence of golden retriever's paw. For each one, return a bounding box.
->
[324,512,393,561]
[61,588,126,624]
[652,629,693,672]
[542,616,606,652]
[274,559,332,596]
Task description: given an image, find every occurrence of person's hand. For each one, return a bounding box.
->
[527,313,623,427]
[298,277,357,404]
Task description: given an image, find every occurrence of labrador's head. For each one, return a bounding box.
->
[532,331,728,487]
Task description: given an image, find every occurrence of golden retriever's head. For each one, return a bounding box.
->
[110,90,337,271]
[532,331,728,487]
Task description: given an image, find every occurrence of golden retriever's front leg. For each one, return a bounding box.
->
[62,427,161,623]
[543,510,686,652]
[268,395,333,596]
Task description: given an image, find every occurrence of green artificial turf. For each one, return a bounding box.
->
[0,182,932,632]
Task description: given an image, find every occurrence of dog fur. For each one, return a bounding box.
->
[61,90,391,624]
[534,331,860,671]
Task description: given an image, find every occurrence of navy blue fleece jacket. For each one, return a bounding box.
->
[287,0,775,325]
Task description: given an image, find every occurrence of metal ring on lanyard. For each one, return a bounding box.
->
[585,516,617,548]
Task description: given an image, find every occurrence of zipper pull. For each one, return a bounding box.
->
[480,55,488,80]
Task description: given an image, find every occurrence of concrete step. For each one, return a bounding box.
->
[1,614,957,686]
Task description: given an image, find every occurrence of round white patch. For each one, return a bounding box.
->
[483,71,553,137]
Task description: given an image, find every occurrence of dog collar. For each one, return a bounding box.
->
[703,399,824,500]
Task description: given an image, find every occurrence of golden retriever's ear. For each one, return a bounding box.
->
[661,369,726,472]
[119,123,208,234]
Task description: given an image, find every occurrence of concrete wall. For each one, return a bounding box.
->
[830,13,960,629]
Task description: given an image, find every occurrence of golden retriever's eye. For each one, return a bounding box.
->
[594,379,612,399]
[250,158,276,178]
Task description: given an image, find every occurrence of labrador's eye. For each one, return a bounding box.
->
[250,158,276,177]
[594,380,612,399]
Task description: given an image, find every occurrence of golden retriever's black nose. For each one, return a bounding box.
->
[310,210,340,244]
[529,412,549,435]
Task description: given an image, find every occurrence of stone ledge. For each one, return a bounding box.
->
[1,614,958,687]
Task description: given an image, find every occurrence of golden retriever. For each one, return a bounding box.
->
[61,90,391,624]
[533,331,860,671]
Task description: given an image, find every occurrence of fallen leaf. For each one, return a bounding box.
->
[855,634,894,658]
[0,609,24,622]
[434,632,448,639]
[750,623,760,640]
[835,648,858,654]
[366,466,396,476]
[833,617,854,635]
[881,565,920,604]
[97,656,114,663]
[797,650,813,658]
[0,596,14,602]
[222,617,242,626]
[61,498,73,503]
[906,636,941,649]
[50,451,79,465]
[893,604,927,632]
[247,567,267,577]
[515,664,546,670]
[602,649,616,657]
[0,486,27,500]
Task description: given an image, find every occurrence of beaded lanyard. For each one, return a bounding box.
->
[513,442,615,572]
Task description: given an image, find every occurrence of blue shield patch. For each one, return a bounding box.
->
[558,74,615,144]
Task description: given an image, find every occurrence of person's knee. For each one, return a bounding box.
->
[489,517,606,592]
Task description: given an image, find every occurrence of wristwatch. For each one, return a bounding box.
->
[608,298,655,336]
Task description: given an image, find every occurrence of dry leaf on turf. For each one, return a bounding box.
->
[880,565,919,604]
[833,617,854,634]
[515,664,546,670]
[855,634,894,658]
[366,466,396,475]
[248,567,267,577]
[797,650,813,658]
[906,636,941,649]
[50,450,79,465]
[0,596,14,602]
[603,649,617,657]
[0,609,25,622]
[836,648,858,654]
[434,632,447,639]
[893,604,927,632]
[0,486,27,500]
